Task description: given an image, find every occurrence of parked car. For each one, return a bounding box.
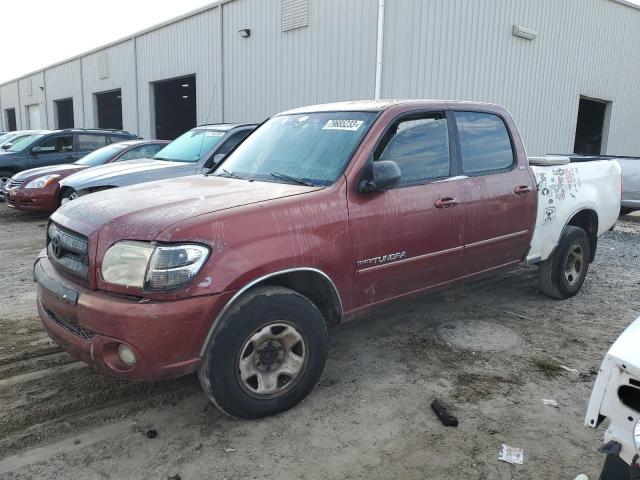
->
[2,140,169,211]
[0,128,137,195]
[35,100,621,419]
[0,131,51,188]
[0,130,43,151]
[564,154,640,215]
[586,315,640,479]
[58,123,257,199]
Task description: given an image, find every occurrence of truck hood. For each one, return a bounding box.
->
[52,175,321,239]
[59,158,196,190]
[12,164,86,181]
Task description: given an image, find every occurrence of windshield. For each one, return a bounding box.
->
[214,112,376,186]
[8,134,43,152]
[75,144,128,166]
[153,128,225,163]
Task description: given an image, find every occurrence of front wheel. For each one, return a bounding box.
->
[198,286,328,419]
[59,188,77,206]
[538,225,591,299]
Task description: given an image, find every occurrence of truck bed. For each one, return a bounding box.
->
[526,157,622,263]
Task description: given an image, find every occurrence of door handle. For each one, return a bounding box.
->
[434,197,458,208]
[514,185,532,195]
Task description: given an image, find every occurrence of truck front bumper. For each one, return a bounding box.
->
[35,257,234,381]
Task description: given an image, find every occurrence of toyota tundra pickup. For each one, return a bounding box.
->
[34,100,622,419]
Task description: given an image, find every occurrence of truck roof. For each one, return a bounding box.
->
[278,99,505,115]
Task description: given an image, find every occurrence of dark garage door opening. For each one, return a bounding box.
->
[573,97,609,155]
[154,75,196,140]
[5,108,16,131]
[95,89,123,130]
[55,98,74,129]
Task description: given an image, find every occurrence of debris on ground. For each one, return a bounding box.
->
[574,474,588,480]
[542,399,559,407]
[168,475,181,480]
[431,399,459,427]
[498,444,524,465]
[224,447,236,453]
[145,429,158,439]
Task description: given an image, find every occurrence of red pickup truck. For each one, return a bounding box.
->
[35,100,621,418]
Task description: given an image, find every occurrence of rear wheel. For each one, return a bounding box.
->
[198,286,328,419]
[538,225,591,299]
[59,188,77,206]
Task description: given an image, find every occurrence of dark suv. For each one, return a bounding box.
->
[0,129,137,191]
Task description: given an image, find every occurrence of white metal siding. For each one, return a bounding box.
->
[45,60,83,129]
[18,73,46,130]
[82,41,137,133]
[0,83,20,130]
[381,0,640,156]
[222,0,378,122]
[135,8,222,139]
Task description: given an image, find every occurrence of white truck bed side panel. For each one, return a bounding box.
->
[527,160,622,263]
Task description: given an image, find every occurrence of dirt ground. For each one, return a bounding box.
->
[0,204,639,480]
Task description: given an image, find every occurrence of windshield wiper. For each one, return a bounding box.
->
[270,171,316,186]
[212,168,243,180]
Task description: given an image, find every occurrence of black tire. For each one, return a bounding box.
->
[59,188,77,206]
[538,225,591,299]
[199,286,328,419]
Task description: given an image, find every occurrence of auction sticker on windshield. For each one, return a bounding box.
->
[323,119,364,131]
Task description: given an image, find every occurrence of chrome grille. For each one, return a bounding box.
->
[47,223,90,282]
[5,179,23,190]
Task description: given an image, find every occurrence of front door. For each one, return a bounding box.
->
[452,111,536,276]
[28,134,75,168]
[348,112,465,308]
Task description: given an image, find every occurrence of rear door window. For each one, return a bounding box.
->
[376,113,451,186]
[78,134,109,151]
[454,111,514,174]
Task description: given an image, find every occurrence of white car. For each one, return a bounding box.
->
[586,316,640,478]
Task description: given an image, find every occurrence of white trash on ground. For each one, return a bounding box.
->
[498,444,524,465]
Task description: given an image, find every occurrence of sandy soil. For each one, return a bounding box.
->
[0,204,639,480]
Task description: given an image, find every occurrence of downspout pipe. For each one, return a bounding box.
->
[374,0,385,100]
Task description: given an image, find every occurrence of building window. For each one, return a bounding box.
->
[281,0,308,32]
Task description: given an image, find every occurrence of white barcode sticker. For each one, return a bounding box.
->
[323,120,364,131]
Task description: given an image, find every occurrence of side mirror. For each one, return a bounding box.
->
[360,160,401,193]
[31,146,42,155]
[2,143,12,150]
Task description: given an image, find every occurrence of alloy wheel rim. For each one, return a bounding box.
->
[564,243,584,286]
[237,322,307,397]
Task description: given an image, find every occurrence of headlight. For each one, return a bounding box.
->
[25,174,61,189]
[101,241,209,291]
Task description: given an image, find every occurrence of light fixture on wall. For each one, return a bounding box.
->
[182,95,189,99]
[512,25,538,40]
[181,83,190,88]
[238,28,251,38]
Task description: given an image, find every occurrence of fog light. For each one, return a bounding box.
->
[118,344,136,367]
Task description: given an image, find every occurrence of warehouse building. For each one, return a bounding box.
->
[1,0,639,156]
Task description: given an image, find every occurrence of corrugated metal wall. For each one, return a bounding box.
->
[222,0,378,122]
[44,60,83,128]
[18,73,46,129]
[0,82,20,128]
[0,0,638,156]
[381,0,640,155]
[135,7,222,139]
[81,40,137,133]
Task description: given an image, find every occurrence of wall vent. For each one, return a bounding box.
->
[98,52,110,79]
[281,0,308,32]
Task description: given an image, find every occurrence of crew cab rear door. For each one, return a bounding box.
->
[347,111,465,306]
[452,111,536,275]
